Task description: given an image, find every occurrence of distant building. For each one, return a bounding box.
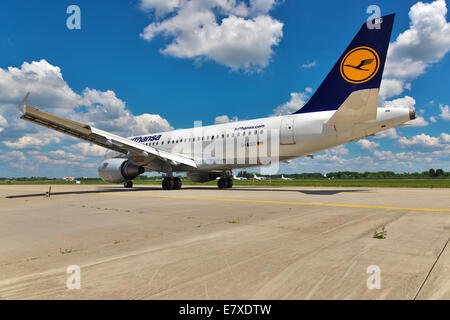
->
[61,176,75,181]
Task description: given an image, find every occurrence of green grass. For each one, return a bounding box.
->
[1,179,450,188]
[373,226,388,239]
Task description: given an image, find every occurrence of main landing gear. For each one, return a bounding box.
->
[218,177,233,189]
[162,177,182,190]
[124,181,133,188]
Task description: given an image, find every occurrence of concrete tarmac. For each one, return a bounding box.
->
[0,184,449,300]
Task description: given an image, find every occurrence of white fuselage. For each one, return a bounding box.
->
[105,107,410,174]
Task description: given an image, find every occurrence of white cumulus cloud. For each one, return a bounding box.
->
[214,115,238,124]
[439,104,450,120]
[357,139,380,151]
[381,0,450,100]
[384,96,416,109]
[139,0,283,71]
[272,91,309,116]
[0,60,173,144]
[65,142,107,157]
[0,114,7,132]
[3,135,60,149]
[398,133,450,151]
[375,128,399,139]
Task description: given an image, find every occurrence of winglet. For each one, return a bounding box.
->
[18,92,30,114]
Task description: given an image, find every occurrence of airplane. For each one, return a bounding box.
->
[281,175,293,181]
[253,174,267,181]
[233,175,247,181]
[18,14,414,190]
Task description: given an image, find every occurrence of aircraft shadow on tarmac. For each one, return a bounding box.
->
[4,186,368,199]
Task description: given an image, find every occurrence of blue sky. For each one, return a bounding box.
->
[0,0,449,177]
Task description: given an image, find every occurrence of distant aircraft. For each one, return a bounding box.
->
[233,175,247,181]
[18,15,412,190]
[281,175,293,181]
[253,174,267,181]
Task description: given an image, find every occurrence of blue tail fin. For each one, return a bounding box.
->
[294,14,395,114]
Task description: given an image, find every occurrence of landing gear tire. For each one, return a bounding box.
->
[124,181,133,188]
[162,177,174,190]
[162,177,182,190]
[218,178,233,189]
[173,177,182,190]
[218,178,226,189]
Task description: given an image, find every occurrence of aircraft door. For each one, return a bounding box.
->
[280,117,295,145]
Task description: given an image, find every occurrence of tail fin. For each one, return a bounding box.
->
[294,14,395,114]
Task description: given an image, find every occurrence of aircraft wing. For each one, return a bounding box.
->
[18,93,197,168]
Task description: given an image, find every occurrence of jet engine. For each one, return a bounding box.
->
[98,158,144,183]
[187,172,221,183]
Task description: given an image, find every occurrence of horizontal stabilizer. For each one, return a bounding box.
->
[326,89,379,125]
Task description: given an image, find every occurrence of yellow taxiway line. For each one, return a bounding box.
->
[360,191,450,197]
[1,187,449,212]
[98,193,450,213]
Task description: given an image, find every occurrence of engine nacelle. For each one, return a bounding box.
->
[98,158,144,183]
[187,172,221,183]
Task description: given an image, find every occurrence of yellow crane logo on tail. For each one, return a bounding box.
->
[340,46,380,84]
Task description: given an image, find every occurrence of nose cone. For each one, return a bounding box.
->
[409,108,416,120]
